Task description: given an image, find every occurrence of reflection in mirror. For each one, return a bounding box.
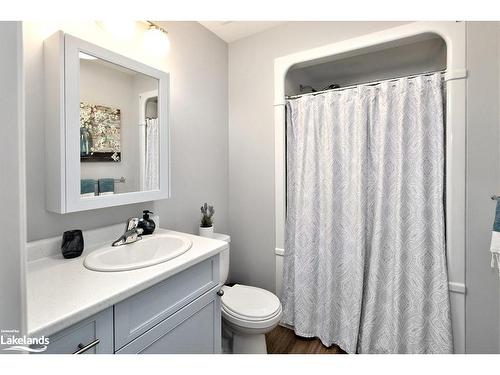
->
[78,52,159,197]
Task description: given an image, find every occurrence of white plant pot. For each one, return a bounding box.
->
[199,226,214,238]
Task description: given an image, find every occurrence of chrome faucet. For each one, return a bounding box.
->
[112,218,144,247]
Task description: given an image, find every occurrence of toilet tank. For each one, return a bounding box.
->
[212,233,230,285]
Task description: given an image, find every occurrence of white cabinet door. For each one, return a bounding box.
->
[116,289,221,354]
[114,256,219,350]
[43,31,171,214]
[42,308,113,354]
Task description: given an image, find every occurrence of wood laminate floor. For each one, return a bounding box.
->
[265,325,346,354]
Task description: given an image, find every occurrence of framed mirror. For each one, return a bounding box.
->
[44,32,170,213]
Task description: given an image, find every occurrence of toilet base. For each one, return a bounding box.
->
[233,332,267,354]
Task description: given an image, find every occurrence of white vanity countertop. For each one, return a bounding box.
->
[27,228,228,337]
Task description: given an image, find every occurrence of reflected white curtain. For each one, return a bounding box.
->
[144,118,159,190]
[281,73,453,353]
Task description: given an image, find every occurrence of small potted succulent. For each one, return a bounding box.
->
[199,202,215,238]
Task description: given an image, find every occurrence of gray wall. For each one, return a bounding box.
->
[0,21,26,334]
[465,21,500,353]
[152,22,228,236]
[24,21,228,241]
[227,21,408,291]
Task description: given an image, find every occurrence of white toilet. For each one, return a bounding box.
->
[214,233,282,354]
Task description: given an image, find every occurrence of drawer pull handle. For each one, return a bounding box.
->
[217,289,224,296]
[73,339,100,354]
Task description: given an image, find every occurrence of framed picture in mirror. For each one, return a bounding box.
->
[80,102,122,162]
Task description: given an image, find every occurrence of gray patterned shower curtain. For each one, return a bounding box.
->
[281,73,453,354]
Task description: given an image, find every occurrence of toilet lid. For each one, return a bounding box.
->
[221,284,281,320]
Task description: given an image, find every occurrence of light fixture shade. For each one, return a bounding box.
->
[144,27,170,56]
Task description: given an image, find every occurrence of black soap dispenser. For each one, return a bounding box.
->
[138,210,156,235]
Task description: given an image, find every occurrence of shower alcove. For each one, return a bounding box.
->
[274,22,466,352]
[285,35,446,97]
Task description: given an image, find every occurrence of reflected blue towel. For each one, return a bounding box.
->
[81,179,96,195]
[98,178,115,194]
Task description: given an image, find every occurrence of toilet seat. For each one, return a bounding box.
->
[221,284,282,329]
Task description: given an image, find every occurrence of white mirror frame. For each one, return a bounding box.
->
[44,31,170,213]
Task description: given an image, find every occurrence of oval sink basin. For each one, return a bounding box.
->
[84,233,193,272]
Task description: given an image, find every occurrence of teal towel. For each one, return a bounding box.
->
[98,178,115,194]
[494,201,500,231]
[81,179,96,194]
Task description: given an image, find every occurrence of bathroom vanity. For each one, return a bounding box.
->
[26,226,227,354]
[27,31,228,354]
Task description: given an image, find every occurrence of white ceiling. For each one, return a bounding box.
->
[198,21,285,43]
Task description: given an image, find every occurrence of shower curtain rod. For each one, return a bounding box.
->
[285,69,446,100]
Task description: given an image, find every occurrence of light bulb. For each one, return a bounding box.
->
[144,26,170,57]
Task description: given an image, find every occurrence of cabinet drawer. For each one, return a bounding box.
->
[42,308,113,354]
[116,288,221,354]
[114,256,219,350]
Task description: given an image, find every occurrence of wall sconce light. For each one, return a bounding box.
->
[144,21,170,56]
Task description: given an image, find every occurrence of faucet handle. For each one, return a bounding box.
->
[126,217,140,231]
